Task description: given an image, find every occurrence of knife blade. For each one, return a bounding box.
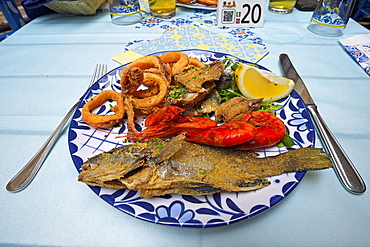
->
[279,53,366,194]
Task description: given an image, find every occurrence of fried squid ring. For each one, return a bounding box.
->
[159,52,189,77]
[131,73,168,109]
[125,55,164,71]
[82,90,124,128]
[120,67,144,135]
[123,55,171,83]
[120,67,161,98]
[189,57,206,68]
[132,85,160,98]
[120,67,144,95]
[143,67,171,84]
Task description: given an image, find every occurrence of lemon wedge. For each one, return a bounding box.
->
[235,63,295,102]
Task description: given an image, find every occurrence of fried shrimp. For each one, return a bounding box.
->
[159,52,190,77]
[82,90,124,128]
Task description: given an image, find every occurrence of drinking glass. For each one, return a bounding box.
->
[149,0,176,18]
[268,0,299,14]
[307,0,356,36]
[109,0,143,26]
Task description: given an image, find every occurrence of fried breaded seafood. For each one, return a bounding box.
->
[82,90,124,128]
[119,64,170,137]
[177,0,193,3]
[159,52,190,77]
[174,60,224,93]
[124,55,171,82]
[81,52,221,133]
[215,97,263,123]
[177,0,217,6]
[189,57,206,68]
[197,0,217,5]
[167,61,224,108]
[78,135,332,197]
[130,72,169,109]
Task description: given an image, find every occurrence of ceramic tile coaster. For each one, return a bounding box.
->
[113,9,269,65]
[114,25,268,64]
[131,9,266,50]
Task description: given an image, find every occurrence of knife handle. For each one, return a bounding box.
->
[307,105,366,194]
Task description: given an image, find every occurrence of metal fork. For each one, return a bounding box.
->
[6,64,108,192]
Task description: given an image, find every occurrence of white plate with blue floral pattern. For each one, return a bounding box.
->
[68,49,315,228]
[176,1,217,10]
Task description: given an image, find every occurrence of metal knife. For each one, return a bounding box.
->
[279,54,366,194]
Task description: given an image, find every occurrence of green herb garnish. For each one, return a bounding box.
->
[137,136,145,142]
[280,132,295,148]
[109,104,116,110]
[231,63,239,71]
[258,101,282,114]
[222,58,239,71]
[167,85,186,100]
[219,79,244,102]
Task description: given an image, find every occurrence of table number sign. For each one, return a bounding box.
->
[217,0,265,27]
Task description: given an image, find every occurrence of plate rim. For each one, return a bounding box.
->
[176,1,217,10]
[68,49,316,228]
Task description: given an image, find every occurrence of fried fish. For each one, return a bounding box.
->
[78,134,332,197]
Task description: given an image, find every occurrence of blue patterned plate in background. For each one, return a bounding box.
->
[176,1,217,10]
[68,49,315,228]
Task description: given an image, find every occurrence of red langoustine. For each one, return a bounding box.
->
[127,105,286,150]
[133,105,217,142]
[235,111,287,150]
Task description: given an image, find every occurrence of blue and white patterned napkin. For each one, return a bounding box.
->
[113,9,269,64]
[340,34,370,76]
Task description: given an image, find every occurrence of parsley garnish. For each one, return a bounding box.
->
[166,85,186,100]
[156,144,163,148]
[218,79,244,103]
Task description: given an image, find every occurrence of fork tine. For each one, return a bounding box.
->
[89,64,108,88]
[99,64,107,79]
[103,64,107,75]
[90,64,99,85]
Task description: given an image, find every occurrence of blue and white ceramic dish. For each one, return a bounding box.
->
[176,1,217,10]
[68,49,315,228]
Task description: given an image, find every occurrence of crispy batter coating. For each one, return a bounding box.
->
[214,97,263,123]
[174,60,224,93]
[130,73,168,109]
[160,52,190,77]
[82,90,124,128]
